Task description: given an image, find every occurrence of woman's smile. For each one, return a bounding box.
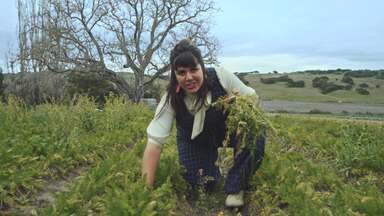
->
[175,64,204,93]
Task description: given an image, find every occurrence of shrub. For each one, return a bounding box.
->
[67,70,120,107]
[260,75,293,84]
[286,80,305,88]
[320,82,345,94]
[358,83,369,88]
[312,76,350,94]
[308,109,331,114]
[341,75,354,85]
[260,77,276,84]
[343,84,353,90]
[376,84,380,88]
[312,76,329,88]
[356,87,370,95]
[375,72,384,79]
[143,82,162,101]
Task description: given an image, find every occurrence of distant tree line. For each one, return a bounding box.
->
[296,69,384,79]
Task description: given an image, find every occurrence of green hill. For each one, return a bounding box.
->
[244,71,384,104]
[117,70,384,104]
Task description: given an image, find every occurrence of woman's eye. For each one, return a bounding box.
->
[176,70,186,75]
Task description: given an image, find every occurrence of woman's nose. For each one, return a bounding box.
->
[185,71,193,80]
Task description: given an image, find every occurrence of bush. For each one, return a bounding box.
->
[312,76,329,88]
[312,76,350,94]
[375,72,384,79]
[376,84,380,88]
[286,80,305,88]
[260,77,276,84]
[341,75,354,85]
[143,82,162,100]
[308,109,331,114]
[3,72,67,105]
[3,67,130,106]
[356,87,370,95]
[67,70,121,107]
[320,82,345,94]
[343,84,353,90]
[358,83,369,88]
[260,75,293,84]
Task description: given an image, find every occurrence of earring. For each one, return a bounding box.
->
[176,84,181,93]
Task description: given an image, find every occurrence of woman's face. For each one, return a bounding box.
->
[175,64,204,94]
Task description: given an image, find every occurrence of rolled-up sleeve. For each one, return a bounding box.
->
[146,94,175,147]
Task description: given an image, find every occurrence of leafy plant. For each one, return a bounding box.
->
[212,94,275,176]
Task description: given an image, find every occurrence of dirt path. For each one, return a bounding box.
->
[262,100,384,114]
[7,165,90,215]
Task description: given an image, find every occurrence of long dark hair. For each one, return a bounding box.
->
[161,39,212,117]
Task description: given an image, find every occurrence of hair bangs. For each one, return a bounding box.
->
[173,52,199,69]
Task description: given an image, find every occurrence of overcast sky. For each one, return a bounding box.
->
[1,0,383,73]
[213,0,384,72]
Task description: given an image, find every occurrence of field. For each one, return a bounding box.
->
[243,73,384,104]
[1,98,383,215]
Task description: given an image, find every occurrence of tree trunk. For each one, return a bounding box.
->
[134,72,145,102]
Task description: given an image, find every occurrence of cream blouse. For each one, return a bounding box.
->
[146,67,258,147]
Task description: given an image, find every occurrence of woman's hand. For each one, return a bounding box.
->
[142,142,162,188]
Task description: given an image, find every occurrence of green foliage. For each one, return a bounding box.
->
[356,87,370,95]
[341,75,354,85]
[286,80,305,88]
[0,96,153,213]
[312,76,329,88]
[358,83,369,88]
[260,75,292,84]
[251,115,384,215]
[212,94,274,175]
[1,98,384,215]
[67,71,120,107]
[312,76,348,94]
[300,68,350,75]
[143,82,162,101]
[336,124,384,171]
[308,109,331,114]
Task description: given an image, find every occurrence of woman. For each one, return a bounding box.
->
[142,39,265,207]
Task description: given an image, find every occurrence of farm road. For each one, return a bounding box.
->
[261,100,384,114]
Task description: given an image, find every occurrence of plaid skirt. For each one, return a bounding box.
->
[176,128,265,194]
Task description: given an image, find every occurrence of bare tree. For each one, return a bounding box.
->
[103,0,218,101]
[17,0,219,102]
[17,0,28,73]
[29,0,110,72]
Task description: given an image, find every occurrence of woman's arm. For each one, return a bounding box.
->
[142,93,175,187]
[142,141,162,187]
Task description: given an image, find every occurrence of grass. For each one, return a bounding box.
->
[245,73,384,104]
[1,98,383,215]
